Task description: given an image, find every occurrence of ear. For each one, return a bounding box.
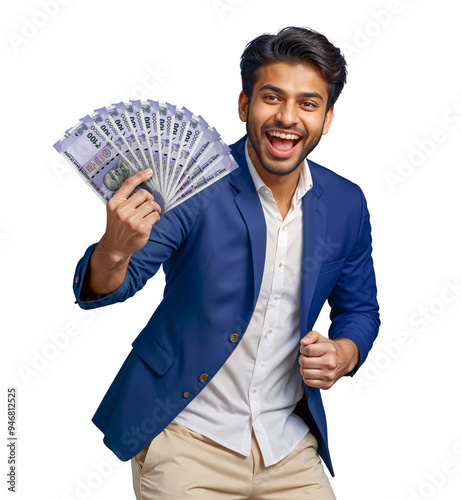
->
[322,105,335,136]
[238,91,249,122]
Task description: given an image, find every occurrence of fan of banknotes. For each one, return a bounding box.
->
[53,100,239,213]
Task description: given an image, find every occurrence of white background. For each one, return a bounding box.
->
[2,0,461,499]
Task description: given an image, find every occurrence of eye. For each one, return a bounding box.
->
[301,101,317,109]
[263,94,280,103]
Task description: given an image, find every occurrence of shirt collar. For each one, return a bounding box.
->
[245,138,313,203]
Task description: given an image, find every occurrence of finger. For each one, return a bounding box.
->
[302,378,333,390]
[299,363,326,381]
[300,330,322,346]
[300,343,329,357]
[113,169,153,201]
[143,210,161,227]
[123,189,161,215]
[136,198,162,219]
[299,355,329,371]
[300,368,325,381]
[299,365,336,389]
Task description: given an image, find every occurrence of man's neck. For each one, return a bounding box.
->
[248,148,303,220]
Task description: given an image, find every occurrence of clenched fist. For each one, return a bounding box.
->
[299,331,359,390]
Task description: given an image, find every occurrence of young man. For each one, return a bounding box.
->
[74,27,379,499]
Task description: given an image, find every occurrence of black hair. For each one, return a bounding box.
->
[240,26,347,110]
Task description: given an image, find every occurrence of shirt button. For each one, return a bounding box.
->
[229,333,239,343]
[274,296,279,301]
[183,391,190,398]
[268,329,273,334]
[282,227,286,232]
[278,262,283,268]
[199,373,208,383]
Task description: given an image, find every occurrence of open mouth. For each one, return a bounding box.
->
[266,130,303,155]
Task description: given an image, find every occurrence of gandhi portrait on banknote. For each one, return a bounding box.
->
[103,158,134,192]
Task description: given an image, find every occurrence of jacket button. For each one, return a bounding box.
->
[199,373,208,383]
[229,333,239,343]
[183,391,190,398]
[75,276,80,284]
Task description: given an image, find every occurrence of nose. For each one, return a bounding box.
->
[275,100,299,127]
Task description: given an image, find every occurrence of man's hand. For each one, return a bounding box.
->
[89,169,161,295]
[298,331,359,390]
[100,168,161,259]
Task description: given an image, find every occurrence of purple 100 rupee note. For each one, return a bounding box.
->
[53,99,238,215]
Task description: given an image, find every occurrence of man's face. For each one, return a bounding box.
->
[238,61,334,177]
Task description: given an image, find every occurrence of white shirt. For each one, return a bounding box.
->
[174,140,313,466]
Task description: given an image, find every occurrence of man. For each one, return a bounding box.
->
[74,27,379,499]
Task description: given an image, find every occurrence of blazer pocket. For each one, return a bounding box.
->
[318,258,345,275]
[132,333,175,376]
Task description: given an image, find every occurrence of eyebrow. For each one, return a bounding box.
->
[259,84,324,101]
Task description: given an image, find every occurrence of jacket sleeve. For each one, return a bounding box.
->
[327,187,380,374]
[72,197,200,310]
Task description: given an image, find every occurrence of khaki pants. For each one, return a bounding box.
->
[131,421,336,499]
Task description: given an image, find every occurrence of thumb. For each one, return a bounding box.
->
[300,330,323,346]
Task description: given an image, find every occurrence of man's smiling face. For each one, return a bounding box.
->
[238,61,334,177]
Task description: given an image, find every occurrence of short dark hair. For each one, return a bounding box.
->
[240,26,347,110]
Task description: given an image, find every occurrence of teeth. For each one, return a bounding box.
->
[268,131,300,140]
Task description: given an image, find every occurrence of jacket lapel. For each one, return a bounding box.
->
[228,138,327,324]
[229,137,266,308]
[299,167,327,336]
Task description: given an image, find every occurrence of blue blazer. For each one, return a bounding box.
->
[74,136,379,476]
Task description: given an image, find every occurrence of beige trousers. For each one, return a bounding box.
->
[131,421,336,500]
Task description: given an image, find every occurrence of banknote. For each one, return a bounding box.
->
[168,153,237,210]
[157,102,177,193]
[163,107,194,196]
[54,116,117,180]
[189,138,231,181]
[105,102,148,171]
[165,113,208,200]
[142,100,162,188]
[54,115,162,206]
[119,100,152,170]
[86,109,160,195]
[88,155,165,210]
[167,127,222,203]
[53,99,239,214]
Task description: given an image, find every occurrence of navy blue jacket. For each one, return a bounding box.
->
[73,135,380,476]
